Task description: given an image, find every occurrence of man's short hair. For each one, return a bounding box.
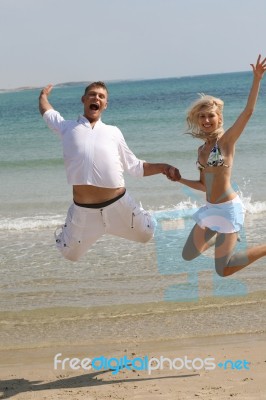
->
[84,81,109,95]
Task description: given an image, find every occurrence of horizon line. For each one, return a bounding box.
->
[0,70,250,93]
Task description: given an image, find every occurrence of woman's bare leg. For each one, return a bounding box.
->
[182,224,217,261]
[215,232,266,277]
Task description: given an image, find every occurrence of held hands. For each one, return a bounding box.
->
[163,165,181,182]
[251,55,266,80]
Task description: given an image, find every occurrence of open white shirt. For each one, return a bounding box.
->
[43,109,144,187]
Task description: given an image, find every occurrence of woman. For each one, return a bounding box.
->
[170,55,266,277]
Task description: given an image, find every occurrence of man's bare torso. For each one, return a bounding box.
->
[73,185,125,204]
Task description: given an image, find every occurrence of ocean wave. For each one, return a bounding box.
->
[1,197,266,231]
[242,196,266,213]
[0,215,64,231]
[154,196,266,220]
[0,158,62,169]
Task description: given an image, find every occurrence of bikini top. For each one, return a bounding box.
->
[196,141,229,171]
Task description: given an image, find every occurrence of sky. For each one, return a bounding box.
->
[0,0,265,89]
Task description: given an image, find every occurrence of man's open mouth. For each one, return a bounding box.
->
[90,103,100,111]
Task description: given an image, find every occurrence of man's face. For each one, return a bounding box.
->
[81,86,108,122]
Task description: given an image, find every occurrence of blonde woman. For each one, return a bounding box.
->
[169,55,266,277]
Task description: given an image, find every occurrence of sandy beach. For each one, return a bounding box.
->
[1,293,266,400]
[0,332,265,399]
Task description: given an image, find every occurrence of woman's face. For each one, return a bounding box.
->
[198,107,222,134]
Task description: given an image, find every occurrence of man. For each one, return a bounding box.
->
[39,81,180,261]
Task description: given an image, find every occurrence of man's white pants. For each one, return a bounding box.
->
[54,191,156,261]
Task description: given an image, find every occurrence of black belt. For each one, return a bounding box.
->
[74,190,126,209]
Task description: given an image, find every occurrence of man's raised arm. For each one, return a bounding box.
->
[39,84,54,116]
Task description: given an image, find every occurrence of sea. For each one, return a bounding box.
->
[0,72,266,349]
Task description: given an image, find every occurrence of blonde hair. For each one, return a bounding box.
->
[186,94,224,140]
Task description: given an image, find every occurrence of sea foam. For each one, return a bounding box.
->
[2,197,265,231]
